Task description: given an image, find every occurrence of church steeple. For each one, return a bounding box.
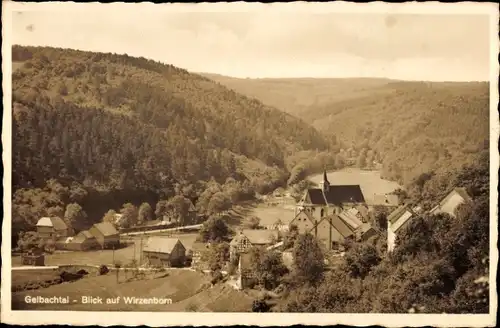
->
[322,170,330,194]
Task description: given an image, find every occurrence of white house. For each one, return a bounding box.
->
[387,206,416,252]
[429,187,473,218]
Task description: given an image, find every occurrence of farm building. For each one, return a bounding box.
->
[229,229,279,260]
[429,187,473,218]
[66,230,99,251]
[36,217,72,241]
[387,205,417,252]
[89,222,120,249]
[308,214,355,251]
[143,237,186,267]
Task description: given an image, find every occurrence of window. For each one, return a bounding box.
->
[320,209,325,217]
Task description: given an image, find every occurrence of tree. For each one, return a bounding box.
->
[202,242,230,272]
[138,202,153,224]
[168,195,191,226]
[120,203,138,228]
[245,216,261,229]
[252,250,289,290]
[207,192,231,216]
[17,231,44,252]
[282,224,299,250]
[292,234,325,286]
[102,209,117,225]
[155,199,168,220]
[64,203,87,233]
[344,243,381,278]
[198,216,231,243]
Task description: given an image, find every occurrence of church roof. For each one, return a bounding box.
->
[302,185,365,206]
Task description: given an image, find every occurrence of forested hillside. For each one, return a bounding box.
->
[11,45,331,243]
[304,81,490,185]
[203,73,490,187]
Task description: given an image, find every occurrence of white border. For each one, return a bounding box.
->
[2,1,499,327]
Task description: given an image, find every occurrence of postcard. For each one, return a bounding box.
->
[1,1,498,326]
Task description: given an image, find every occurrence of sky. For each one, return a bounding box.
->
[9,5,493,81]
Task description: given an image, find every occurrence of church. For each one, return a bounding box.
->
[296,171,366,222]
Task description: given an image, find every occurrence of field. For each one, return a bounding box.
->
[11,269,215,311]
[309,169,402,204]
[11,233,200,268]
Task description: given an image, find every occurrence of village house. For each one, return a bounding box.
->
[89,222,120,249]
[355,223,379,242]
[308,214,355,251]
[297,171,366,222]
[387,205,417,252]
[289,209,316,234]
[66,230,99,251]
[189,242,210,269]
[236,252,256,289]
[229,229,279,260]
[143,237,186,268]
[36,217,72,242]
[429,187,473,217]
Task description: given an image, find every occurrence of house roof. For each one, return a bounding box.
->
[371,194,400,206]
[454,187,473,203]
[232,229,279,245]
[355,204,370,218]
[312,215,354,239]
[302,185,365,206]
[338,210,363,230]
[303,188,327,205]
[92,222,119,237]
[387,206,414,224]
[144,237,183,254]
[78,230,94,239]
[36,217,68,231]
[290,210,315,226]
[324,185,365,205]
[439,187,473,207]
[356,222,376,235]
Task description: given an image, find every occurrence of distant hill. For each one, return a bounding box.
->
[200,73,490,186]
[199,72,395,117]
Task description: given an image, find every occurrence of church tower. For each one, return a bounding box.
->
[322,170,330,194]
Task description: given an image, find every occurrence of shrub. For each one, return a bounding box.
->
[99,265,109,275]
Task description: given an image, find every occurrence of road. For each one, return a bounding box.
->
[120,224,203,237]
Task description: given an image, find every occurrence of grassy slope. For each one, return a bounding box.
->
[12,270,211,311]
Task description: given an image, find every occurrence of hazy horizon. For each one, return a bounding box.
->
[10,5,493,82]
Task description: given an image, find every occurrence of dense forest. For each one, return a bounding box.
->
[201,74,490,187]
[11,45,333,244]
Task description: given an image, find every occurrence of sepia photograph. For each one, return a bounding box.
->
[1,1,498,327]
